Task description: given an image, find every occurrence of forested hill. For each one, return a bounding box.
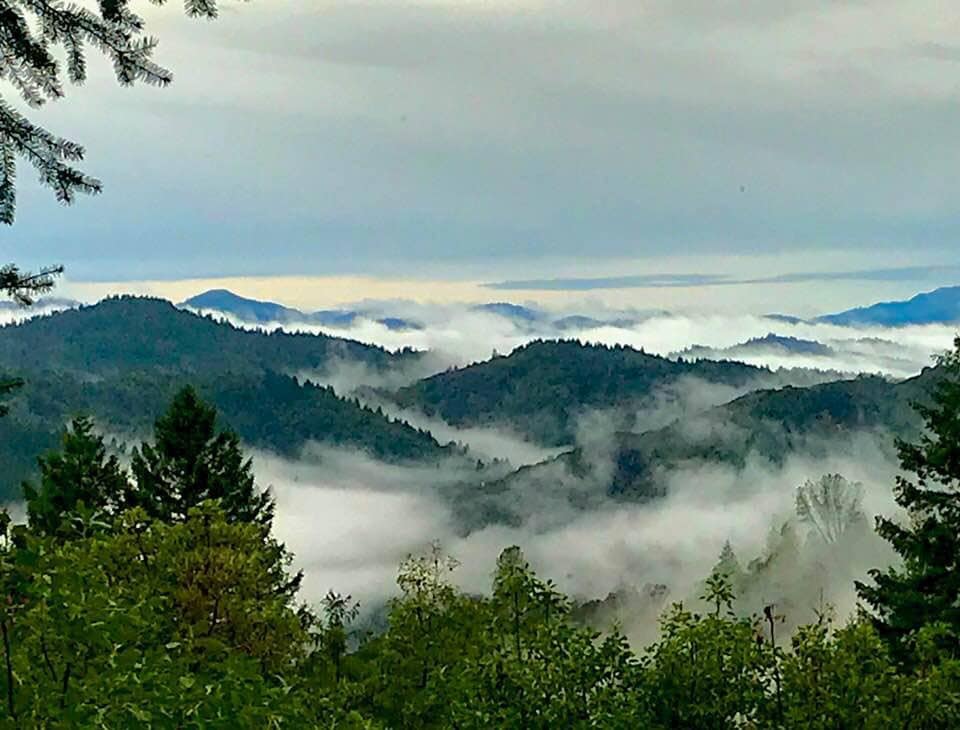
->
[390,339,778,446]
[0,298,451,502]
[452,368,937,530]
[0,295,412,376]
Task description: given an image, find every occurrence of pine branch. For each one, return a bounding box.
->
[0,262,63,304]
[0,0,222,222]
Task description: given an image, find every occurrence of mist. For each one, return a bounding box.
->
[186,300,957,379]
[263,429,903,644]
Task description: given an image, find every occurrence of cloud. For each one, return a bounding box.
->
[487,265,960,291]
[7,0,960,280]
[171,295,956,380]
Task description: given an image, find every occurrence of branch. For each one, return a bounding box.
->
[0,262,63,305]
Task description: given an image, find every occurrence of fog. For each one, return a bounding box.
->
[265,430,902,642]
[187,299,957,379]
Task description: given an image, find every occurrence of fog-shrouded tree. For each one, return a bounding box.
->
[796,473,866,545]
[858,337,960,657]
[130,385,275,526]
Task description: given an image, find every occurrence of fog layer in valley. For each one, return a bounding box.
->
[265,431,902,643]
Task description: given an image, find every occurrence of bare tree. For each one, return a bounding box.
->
[796,473,866,544]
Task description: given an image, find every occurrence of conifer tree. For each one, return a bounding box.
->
[858,337,960,655]
[23,416,130,536]
[130,386,275,526]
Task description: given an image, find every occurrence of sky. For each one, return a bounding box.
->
[3,0,960,314]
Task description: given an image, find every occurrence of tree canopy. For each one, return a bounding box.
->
[1,358,960,725]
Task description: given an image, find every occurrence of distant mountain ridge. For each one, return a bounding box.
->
[814,285,960,327]
[181,289,422,331]
[183,289,663,333]
[680,334,835,361]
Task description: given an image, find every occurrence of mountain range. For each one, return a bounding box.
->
[0,297,452,501]
[813,285,960,327]
[180,284,960,333]
[181,289,422,331]
[0,291,951,532]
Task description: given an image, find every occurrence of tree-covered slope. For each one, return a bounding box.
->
[0,295,412,376]
[0,298,451,501]
[454,369,938,530]
[606,371,932,499]
[390,339,776,446]
[0,368,452,502]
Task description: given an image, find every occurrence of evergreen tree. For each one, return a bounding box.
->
[0,264,60,412]
[713,540,743,579]
[1,264,62,305]
[858,337,960,656]
[131,386,274,526]
[23,416,129,536]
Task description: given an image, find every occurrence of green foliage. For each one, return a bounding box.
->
[23,415,129,537]
[0,504,319,727]
[639,599,775,728]
[859,337,960,658]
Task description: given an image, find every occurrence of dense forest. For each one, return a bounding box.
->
[0,299,454,501]
[390,340,784,446]
[0,339,959,726]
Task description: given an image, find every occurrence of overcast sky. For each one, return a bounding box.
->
[3,0,960,312]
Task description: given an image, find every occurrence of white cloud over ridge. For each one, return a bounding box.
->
[193,299,957,379]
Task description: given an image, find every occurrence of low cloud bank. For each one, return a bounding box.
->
[265,433,902,642]
[191,300,958,380]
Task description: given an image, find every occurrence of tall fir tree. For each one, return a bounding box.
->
[858,337,960,656]
[131,386,275,526]
[23,416,130,536]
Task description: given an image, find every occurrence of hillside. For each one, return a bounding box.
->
[816,285,960,326]
[449,369,937,530]
[0,298,452,501]
[0,296,416,377]
[390,340,780,446]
